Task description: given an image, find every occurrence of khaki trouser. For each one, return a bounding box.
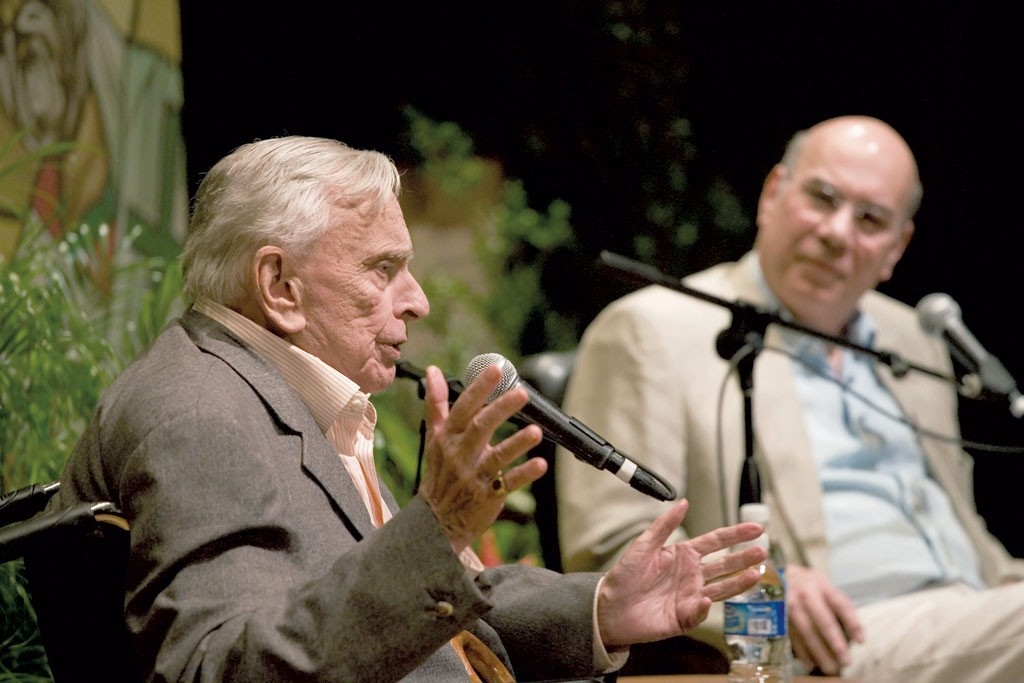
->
[846,582,1024,682]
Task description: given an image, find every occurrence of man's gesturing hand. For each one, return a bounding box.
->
[596,499,766,648]
[417,363,546,552]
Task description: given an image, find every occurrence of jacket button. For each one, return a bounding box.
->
[434,601,455,617]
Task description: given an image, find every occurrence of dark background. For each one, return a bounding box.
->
[179,4,1024,554]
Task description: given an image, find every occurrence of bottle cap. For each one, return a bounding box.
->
[739,502,770,525]
[738,503,770,551]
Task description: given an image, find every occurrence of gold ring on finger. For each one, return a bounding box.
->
[491,470,508,496]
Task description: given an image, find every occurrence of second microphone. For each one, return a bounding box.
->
[464,353,677,502]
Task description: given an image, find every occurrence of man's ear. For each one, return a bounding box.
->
[879,219,915,283]
[763,164,790,200]
[755,165,788,230]
[254,246,305,335]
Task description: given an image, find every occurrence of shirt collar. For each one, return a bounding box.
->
[192,299,373,434]
[744,255,877,354]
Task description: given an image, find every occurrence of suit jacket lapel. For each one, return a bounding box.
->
[180,308,378,538]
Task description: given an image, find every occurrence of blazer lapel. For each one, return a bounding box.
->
[181,309,377,538]
[754,325,831,571]
[301,437,378,538]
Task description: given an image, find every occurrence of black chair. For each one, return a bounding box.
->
[518,350,731,676]
[0,481,138,682]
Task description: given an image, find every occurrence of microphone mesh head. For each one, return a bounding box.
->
[464,353,520,403]
[916,293,960,336]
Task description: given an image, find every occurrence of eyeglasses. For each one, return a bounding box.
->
[797,178,897,235]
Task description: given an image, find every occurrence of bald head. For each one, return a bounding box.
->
[782,116,922,219]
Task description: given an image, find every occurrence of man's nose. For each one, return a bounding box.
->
[817,203,856,253]
[398,272,430,320]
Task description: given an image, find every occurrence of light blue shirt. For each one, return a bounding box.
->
[749,260,985,607]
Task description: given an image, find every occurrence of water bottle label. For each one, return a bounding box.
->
[723,600,787,637]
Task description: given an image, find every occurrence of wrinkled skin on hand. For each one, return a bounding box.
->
[597,500,767,648]
[417,363,546,552]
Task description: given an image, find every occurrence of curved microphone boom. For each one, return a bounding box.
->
[465,353,677,501]
[917,293,1024,418]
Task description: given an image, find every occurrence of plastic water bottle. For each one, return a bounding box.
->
[723,503,793,683]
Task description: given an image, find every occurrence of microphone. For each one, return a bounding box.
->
[916,293,1024,418]
[464,353,677,501]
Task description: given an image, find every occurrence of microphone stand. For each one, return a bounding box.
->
[597,251,961,509]
[395,360,473,495]
[714,304,771,507]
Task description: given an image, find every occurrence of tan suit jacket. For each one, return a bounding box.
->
[556,251,1024,646]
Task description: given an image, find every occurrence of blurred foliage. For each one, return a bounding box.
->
[1,230,112,490]
[485,180,578,355]
[1,123,187,676]
[0,561,48,683]
[1,222,184,492]
[405,107,579,359]
[0,215,184,678]
[445,3,755,352]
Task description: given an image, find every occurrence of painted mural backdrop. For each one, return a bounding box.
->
[0,0,186,263]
